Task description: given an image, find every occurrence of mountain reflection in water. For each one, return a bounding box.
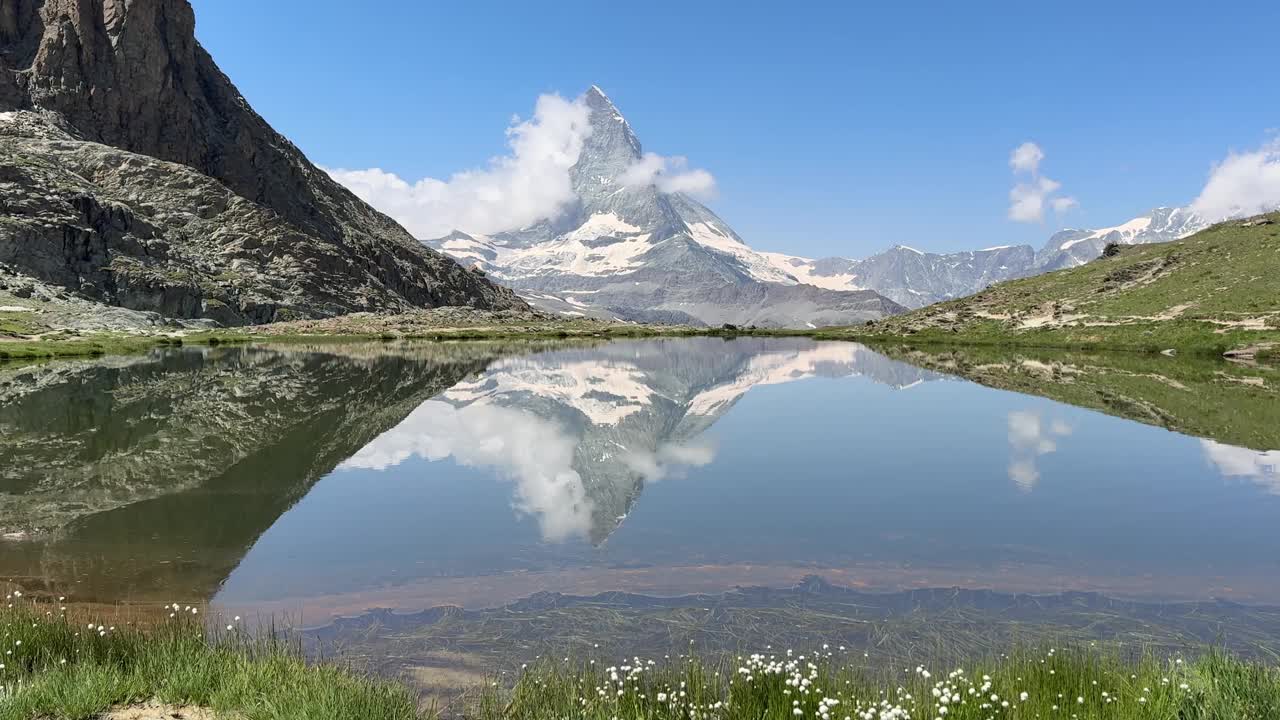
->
[1,337,1278,618]
[339,338,937,544]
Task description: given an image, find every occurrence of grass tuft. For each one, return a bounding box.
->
[0,594,422,720]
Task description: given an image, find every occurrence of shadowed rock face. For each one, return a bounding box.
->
[0,0,524,324]
[0,343,508,600]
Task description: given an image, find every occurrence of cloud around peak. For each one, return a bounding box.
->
[327,88,719,239]
[326,92,593,239]
[1007,142,1077,223]
[619,152,717,199]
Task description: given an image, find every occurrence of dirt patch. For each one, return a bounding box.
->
[1156,302,1196,320]
[1017,313,1086,330]
[99,703,222,720]
[408,664,489,690]
[1217,373,1267,388]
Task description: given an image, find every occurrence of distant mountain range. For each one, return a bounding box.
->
[426,87,904,328]
[426,87,1215,321]
[767,206,1210,308]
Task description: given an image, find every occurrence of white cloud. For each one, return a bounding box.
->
[1190,139,1280,222]
[1009,142,1045,173]
[1009,176,1062,223]
[1201,440,1280,494]
[619,152,717,198]
[1007,142,1075,223]
[1051,196,1080,213]
[326,93,593,239]
[1007,410,1073,491]
[340,400,596,543]
[622,439,718,483]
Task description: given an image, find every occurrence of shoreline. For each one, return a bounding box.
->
[5,315,1279,363]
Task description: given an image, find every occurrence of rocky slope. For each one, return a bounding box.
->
[426,87,904,328]
[0,0,522,325]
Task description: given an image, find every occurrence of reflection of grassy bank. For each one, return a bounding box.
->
[0,596,418,720]
[868,343,1280,450]
[820,320,1280,358]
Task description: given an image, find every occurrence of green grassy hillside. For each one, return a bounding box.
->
[828,212,1280,356]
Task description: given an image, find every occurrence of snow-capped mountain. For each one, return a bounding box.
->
[1034,206,1208,271]
[426,87,905,328]
[426,88,1229,317]
[762,244,1037,309]
[762,206,1213,309]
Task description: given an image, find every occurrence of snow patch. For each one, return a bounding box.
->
[564,212,642,242]
[686,343,865,416]
[685,222,799,284]
[444,358,657,427]
[758,252,863,291]
[1059,215,1153,250]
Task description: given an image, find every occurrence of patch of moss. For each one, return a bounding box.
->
[0,311,40,337]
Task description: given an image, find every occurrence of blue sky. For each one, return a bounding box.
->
[191,0,1279,257]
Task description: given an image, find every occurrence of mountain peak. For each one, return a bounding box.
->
[570,85,643,200]
[585,84,613,103]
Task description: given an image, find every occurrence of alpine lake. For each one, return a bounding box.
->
[3,337,1279,698]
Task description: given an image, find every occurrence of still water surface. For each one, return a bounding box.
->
[2,338,1278,620]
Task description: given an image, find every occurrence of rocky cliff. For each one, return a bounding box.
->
[0,0,523,324]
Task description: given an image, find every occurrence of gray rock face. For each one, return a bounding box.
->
[0,0,524,325]
[427,87,905,328]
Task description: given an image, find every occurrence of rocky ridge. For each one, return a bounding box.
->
[0,0,523,326]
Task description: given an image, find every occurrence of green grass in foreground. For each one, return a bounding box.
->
[6,595,1280,720]
[0,595,420,720]
[500,647,1280,720]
